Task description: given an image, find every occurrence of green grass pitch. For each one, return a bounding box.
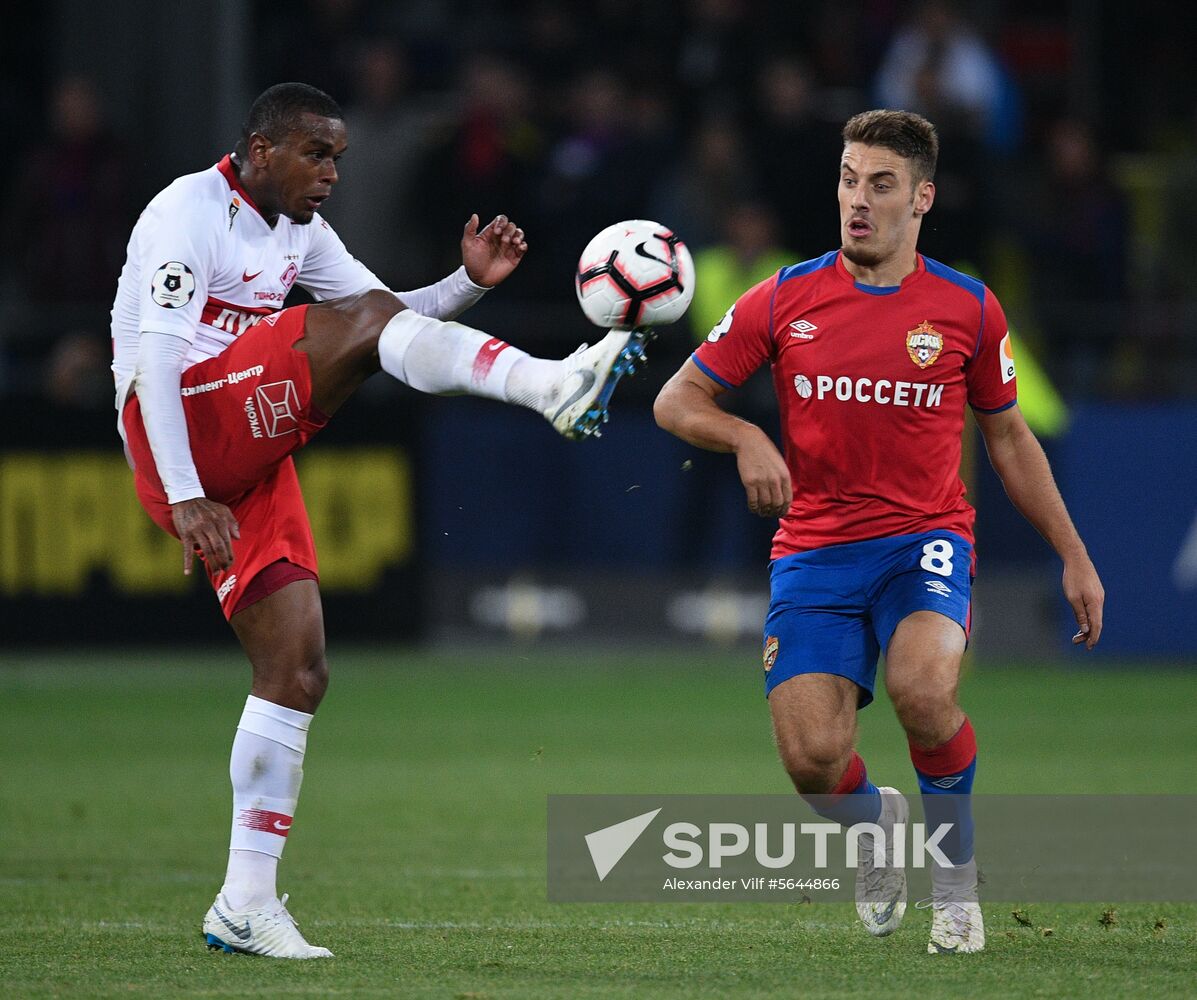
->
[2,648,1195,998]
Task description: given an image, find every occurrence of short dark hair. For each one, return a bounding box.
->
[235,83,343,158]
[842,109,939,186]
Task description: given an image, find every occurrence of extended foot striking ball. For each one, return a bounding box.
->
[575,220,695,329]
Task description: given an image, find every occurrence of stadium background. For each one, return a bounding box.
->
[4,3,1197,997]
[2,0,1194,656]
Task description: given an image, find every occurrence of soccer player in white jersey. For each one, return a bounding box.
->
[111,83,643,959]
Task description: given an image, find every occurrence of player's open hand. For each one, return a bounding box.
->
[461,214,528,288]
[1063,553,1104,650]
[734,426,792,519]
[171,497,240,575]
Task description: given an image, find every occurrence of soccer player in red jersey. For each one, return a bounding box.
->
[111,84,647,958]
[654,110,1105,954]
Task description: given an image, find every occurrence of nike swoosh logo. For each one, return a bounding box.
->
[552,370,597,421]
[273,820,291,832]
[633,241,669,267]
[487,342,503,351]
[213,903,251,940]
[242,270,262,282]
[876,900,898,923]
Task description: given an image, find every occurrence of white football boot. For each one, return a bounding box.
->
[919,857,985,954]
[855,786,909,937]
[203,891,333,959]
[921,897,986,954]
[543,329,654,440]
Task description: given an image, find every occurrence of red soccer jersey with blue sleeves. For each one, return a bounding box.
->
[692,250,1017,558]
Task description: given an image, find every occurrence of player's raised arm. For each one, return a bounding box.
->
[385,213,528,319]
[460,213,528,288]
[973,404,1105,648]
[298,211,528,322]
[654,359,791,519]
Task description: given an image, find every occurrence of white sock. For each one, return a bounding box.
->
[377,310,561,411]
[221,695,312,910]
[505,356,564,410]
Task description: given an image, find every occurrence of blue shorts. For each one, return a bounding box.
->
[763,531,974,706]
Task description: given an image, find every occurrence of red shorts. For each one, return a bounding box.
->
[123,305,329,618]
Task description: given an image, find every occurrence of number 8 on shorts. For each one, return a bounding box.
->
[920,538,955,576]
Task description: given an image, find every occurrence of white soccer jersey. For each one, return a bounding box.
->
[110,155,385,412]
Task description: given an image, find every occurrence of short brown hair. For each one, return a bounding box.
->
[842,109,939,185]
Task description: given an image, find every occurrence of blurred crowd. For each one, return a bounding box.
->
[3,0,1195,409]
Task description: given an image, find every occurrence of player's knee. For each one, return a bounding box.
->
[297,651,329,709]
[333,289,404,367]
[887,672,956,732]
[255,646,328,713]
[776,732,850,793]
[343,288,403,341]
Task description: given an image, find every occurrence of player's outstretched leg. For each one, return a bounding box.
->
[296,290,651,440]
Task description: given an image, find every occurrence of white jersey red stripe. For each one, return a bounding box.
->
[110,154,384,418]
[200,297,276,336]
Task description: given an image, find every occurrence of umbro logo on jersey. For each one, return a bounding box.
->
[924,579,953,597]
[789,319,818,339]
[242,269,263,282]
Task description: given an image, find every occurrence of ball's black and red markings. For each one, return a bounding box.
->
[577,230,687,326]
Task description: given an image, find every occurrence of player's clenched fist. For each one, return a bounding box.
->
[171,497,241,575]
[734,426,792,518]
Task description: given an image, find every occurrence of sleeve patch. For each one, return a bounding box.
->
[707,304,736,342]
[999,332,1016,384]
[150,261,196,309]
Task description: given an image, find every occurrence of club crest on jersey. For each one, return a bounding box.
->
[906,321,943,369]
[763,636,779,672]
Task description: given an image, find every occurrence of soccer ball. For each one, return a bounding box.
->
[575,220,695,329]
